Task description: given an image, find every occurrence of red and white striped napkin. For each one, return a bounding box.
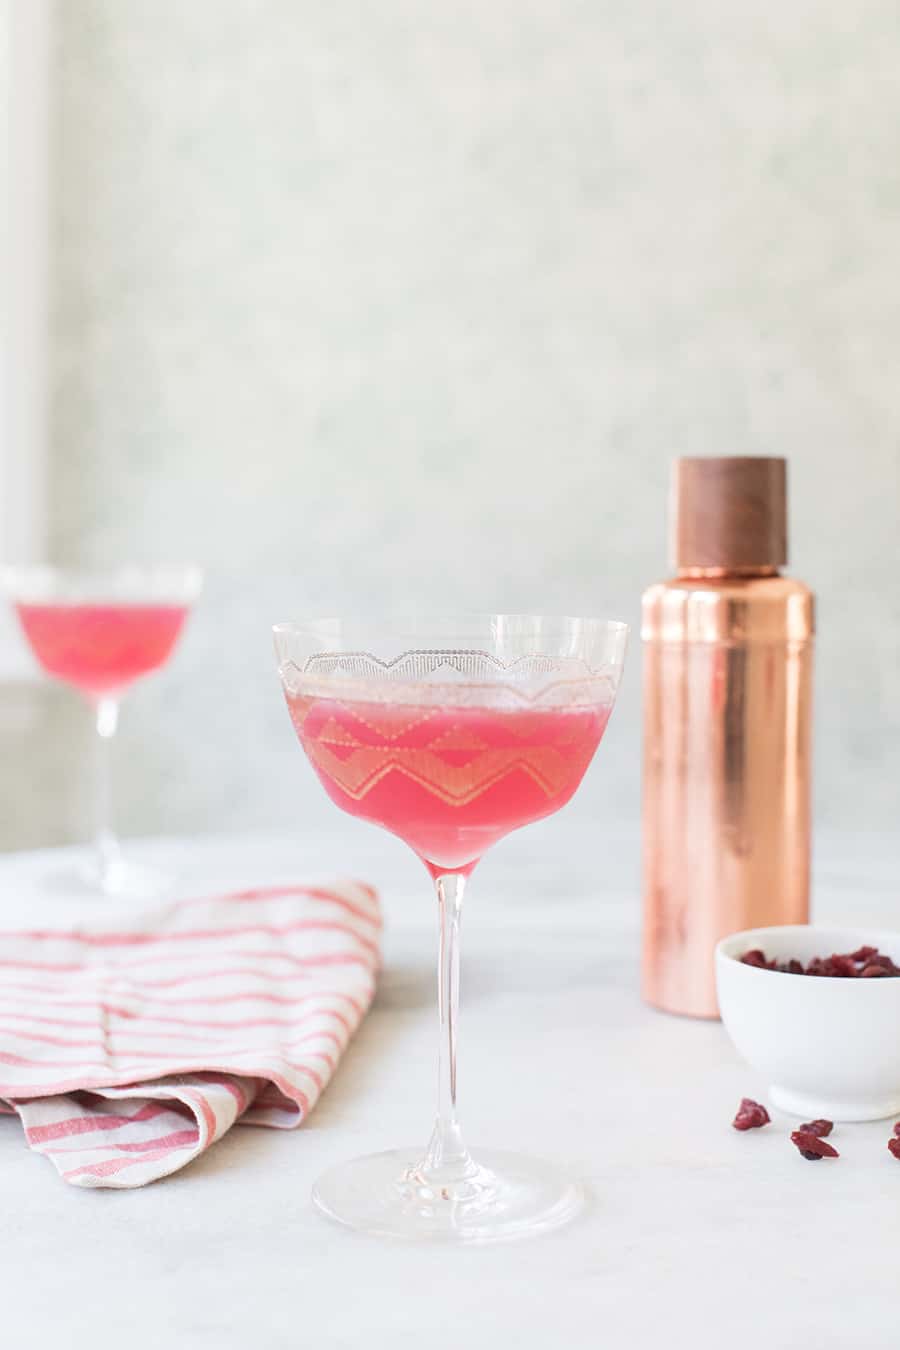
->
[0,880,380,1187]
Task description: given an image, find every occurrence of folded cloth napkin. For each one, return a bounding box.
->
[0,880,380,1187]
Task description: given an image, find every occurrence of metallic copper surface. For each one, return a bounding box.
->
[642,574,814,1019]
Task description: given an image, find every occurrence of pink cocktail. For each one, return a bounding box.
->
[287,695,611,875]
[15,602,189,698]
[274,616,627,1245]
[4,566,202,896]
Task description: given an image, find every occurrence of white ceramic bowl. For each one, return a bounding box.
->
[716,925,900,1122]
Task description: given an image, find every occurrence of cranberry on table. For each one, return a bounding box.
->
[798,1119,833,1138]
[790,1130,839,1161]
[732,1098,771,1130]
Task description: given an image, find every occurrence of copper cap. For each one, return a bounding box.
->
[672,457,787,571]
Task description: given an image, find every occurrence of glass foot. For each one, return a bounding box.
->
[79,854,173,901]
[312,1147,585,1244]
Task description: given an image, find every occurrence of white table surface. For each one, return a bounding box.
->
[0,818,898,1350]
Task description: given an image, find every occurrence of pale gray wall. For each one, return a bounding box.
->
[4,0,899,851]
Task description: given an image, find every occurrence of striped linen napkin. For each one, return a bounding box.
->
[0,880,380,1187]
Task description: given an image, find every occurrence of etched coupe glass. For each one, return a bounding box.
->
[274,615,627,1243]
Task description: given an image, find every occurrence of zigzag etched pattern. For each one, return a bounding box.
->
[287,693,611,873]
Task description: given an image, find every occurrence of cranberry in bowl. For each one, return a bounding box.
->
[716,925,900,1123]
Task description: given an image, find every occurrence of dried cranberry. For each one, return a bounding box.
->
[798,1119,833,1138]
[790,1130,839,1160]
[892,1122,900,1139]
[739,944,900,977]
[732,1098,771,1131]
[815,954,852,977]
[889,1138,900,1161]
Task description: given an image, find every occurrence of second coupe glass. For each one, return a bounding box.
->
[3,565,202,896]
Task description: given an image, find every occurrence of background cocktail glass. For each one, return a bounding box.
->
[274,614,627,1243]
[3,565,202,896]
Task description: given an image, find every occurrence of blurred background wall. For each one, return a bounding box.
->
[3,0,899,851]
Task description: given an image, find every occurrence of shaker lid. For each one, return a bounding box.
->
[673,456,787,570]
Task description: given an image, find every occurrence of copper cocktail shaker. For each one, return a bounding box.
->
[642,457,814,1018]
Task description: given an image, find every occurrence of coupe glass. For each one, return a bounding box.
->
[274,614,627,1243]
[2,565,203,896]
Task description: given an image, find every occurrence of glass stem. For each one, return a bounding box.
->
[422,872,474,1179]
[93,696,120,886]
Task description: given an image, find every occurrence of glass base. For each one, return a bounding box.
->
[312,1147,585,1244]
[79,854,173,901]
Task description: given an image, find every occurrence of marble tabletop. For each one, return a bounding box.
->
[0,818,897,1350]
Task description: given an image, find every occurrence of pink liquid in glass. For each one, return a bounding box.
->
[15,602,190,698]
[287,694,612,874]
